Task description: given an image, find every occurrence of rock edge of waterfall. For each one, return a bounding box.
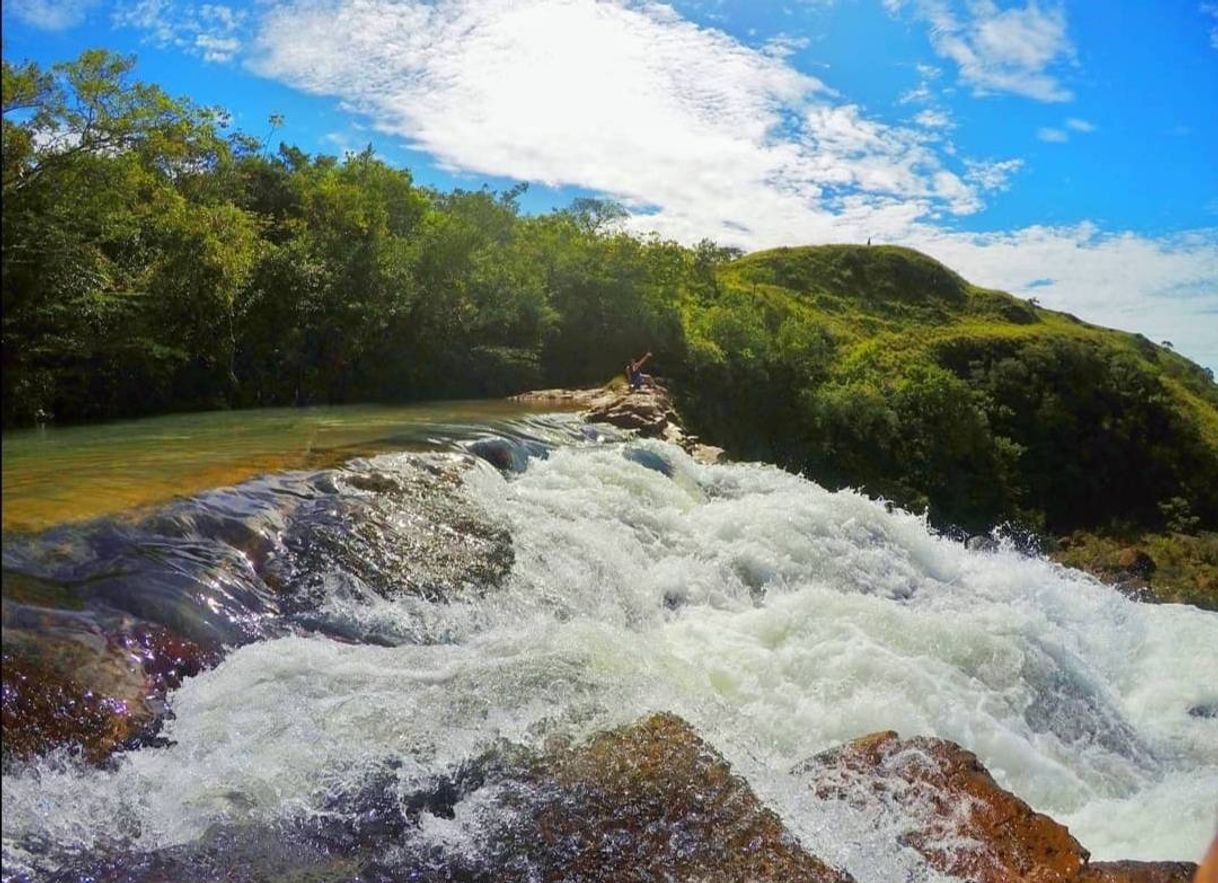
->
[512,384,726,464]
[43,713,1197,882]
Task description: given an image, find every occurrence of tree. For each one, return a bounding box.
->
[1,51,231,422]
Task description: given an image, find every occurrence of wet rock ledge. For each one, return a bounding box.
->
[43,715,1197,883]
[512,385,726,464]
[48,713,850,883]
[797,729,1196,883]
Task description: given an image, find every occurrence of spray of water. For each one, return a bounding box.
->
[3,433,1216,880]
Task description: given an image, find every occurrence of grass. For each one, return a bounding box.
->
[672,244,1218,604]
[1052,530,1218,610]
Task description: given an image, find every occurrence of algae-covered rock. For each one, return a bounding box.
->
[1,609,212,765]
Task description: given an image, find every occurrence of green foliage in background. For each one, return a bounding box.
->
[2,52,682,420]
[677,245,1218,537]
[4,50,1217,547]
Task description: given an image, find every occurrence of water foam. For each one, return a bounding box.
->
[3,438,1216,879]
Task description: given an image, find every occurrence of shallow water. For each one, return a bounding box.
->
[0,400,572,533]
[2,417,1216,880]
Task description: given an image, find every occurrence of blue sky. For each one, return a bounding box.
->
[5,0,1218,369]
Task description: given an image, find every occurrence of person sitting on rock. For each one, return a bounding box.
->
[626,352,655,390]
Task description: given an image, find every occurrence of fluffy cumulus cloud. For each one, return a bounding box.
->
[887,0,1075,101]
[251,0,1002,237]
[243,0,1218,369]
[6,0,99,29]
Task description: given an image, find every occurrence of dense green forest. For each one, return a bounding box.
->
[2,51,690,423]
[4,50,1217,551]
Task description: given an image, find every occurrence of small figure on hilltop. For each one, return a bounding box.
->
[625,352,656,391]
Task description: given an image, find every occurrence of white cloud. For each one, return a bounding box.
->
[763,33,811,58]
[195,33,241,63]
[1203,3,1218,49]
[914,109,953,129]
[6,0,98,29]
[1037,117,1094,142]
[964,157,1023,191]
[252,0,990,227]
[242,0,1216,371]
[113,0,246,62]
[889,0,1075,102]
[898,62,942,104]
[913,226,1218,371]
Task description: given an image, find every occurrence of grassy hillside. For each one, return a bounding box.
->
[674,245,1218,556]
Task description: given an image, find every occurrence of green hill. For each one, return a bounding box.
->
[674,245,1218,553]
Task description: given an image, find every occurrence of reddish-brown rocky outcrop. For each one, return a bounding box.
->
[1,615,213,764]
[516,712,851,882]
[1079,862,1197,882]
[795,730,1199,883]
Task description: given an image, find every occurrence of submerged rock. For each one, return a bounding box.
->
[276,455,515,608]
[1,608,213,765]
[1,453,513,765]
[794,730,1198,883]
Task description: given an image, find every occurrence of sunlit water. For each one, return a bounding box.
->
[2,416,1216,880]
[0,400,571,532]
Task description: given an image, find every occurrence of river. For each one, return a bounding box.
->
[2,402,1216,880]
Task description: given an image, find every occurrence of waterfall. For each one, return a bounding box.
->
[3,424,1216,880]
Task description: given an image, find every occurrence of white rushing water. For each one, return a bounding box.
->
[4,437,1217,879]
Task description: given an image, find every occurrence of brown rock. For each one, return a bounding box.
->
[1079,861,1198,882]
[585,387,674,436]
[1116,547,1156,579]
[522,384,729,463]
[510,387,617,409]
[795,730,1088,883]
[521,712,852,882]
[1,608,215,765]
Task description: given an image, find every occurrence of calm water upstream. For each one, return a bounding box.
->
[0,400,574,533]
[2,404,1216,880]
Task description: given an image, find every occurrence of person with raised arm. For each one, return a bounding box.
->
[625,352,655,390]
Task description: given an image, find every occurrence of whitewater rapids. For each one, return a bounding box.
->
[3,433,1216,879]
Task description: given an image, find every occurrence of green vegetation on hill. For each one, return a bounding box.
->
[678,244,1218,540]
[4,51,1217,594]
